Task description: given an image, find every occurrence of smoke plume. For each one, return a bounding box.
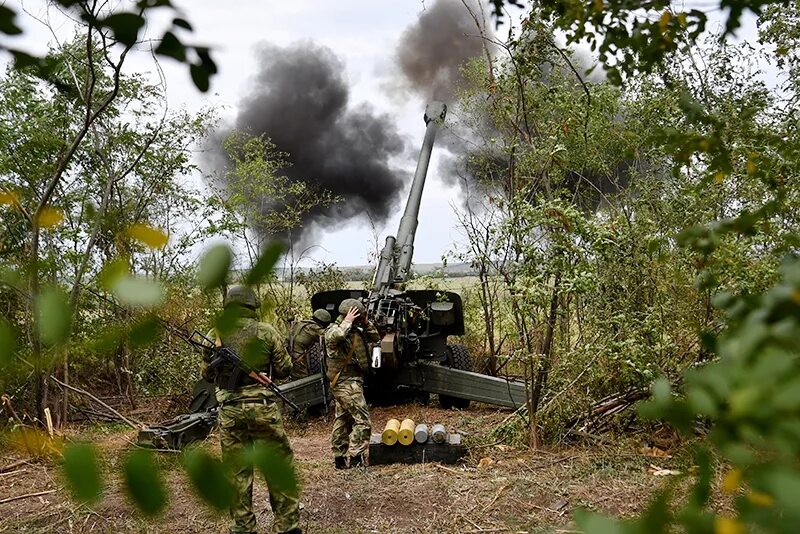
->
[396,0,492,100]
[222,41,406,241]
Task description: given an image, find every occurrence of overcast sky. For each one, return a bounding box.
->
[4,1,766,268]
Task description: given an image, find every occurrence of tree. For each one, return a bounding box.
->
[209,130,340,321]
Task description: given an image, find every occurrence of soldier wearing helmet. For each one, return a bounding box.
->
[202,285,301,534]
[324,297,380,469]
[286,308,332,379]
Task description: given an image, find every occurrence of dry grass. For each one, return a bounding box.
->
[0,403,715,534]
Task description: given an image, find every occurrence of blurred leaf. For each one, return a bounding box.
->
[690,448,713,507]
[214,305,242,336]
[198,244,231,290]
[250,443,298,498]
[0,5,22,35]
[36,287,72,346]
[245,242,284,285]
[0,320,16,369]
[126,224,169,249]
[124,450,167,516]
[110,275,164,307]
[154,30,186,62]
[37,207,64,228]
[98,258,130,290]
[574,508,628,533]
[190,62,210,92]
[0,190,20,205]
[62,443,103,503]
[7,428,63,458]
[172,17,192,30]
[635,490,670,534]
[183,449,235,510]
[128,316,162,347]
[101,13,145,46]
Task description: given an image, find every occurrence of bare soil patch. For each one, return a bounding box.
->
[1,403,687,533]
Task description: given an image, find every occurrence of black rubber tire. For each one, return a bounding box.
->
[439,344,472,409]
[307,343,324,375]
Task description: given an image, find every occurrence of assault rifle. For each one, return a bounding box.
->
[188,330,301,413]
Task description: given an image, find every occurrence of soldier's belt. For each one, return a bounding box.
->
[221,397,274,407]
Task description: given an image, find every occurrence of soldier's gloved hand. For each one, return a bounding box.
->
[342,306,360,329]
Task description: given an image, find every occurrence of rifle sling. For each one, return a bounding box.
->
[330,336,358,389]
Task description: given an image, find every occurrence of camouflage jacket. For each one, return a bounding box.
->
[287,319,324,356]
[324,316,380,382]
[202,308,292,404]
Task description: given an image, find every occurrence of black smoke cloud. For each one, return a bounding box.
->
[396,0,492,100]
[222,41,406,240]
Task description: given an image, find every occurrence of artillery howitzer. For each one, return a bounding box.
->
[137,102,527,449]
[306,101,527,409]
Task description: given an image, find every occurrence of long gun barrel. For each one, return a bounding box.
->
[372,101,447,294]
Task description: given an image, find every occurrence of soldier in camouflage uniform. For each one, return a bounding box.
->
[202,285,302,534]
[324,298,380,469]
[287,309,331,379]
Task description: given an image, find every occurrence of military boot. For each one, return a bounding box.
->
[334,456,347,470]
[349,453,366,468]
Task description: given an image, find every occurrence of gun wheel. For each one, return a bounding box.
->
[307,343,324,375]
[439,343,472,409]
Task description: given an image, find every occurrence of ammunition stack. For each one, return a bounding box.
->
[370,417,466,465]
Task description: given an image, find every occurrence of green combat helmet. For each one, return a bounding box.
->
[224,285,260,310]
[338,298,365,316]
[312,308,332,326]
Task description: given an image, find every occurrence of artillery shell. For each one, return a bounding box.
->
[431,423,447,444]
[382,419,400,446]
[414,423,429,443]
[398,418,415,446]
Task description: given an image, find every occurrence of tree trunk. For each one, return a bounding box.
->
[528,273,561,449]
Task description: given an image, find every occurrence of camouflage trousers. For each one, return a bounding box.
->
[219,400,300,534]
[330,377,371,460]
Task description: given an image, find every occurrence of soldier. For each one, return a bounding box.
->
[202,285,302,534]
[324,298,380,469]
[287,309,331,379]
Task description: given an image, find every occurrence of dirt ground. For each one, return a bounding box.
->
[1,403,694,534]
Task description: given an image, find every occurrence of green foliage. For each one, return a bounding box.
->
[245,242,285,286]
[62,443,103,504]
[249,443,300,498]
[123,450,168,516]
[183,449,236,510]
[198,244,233,290]
[35,286,72,347]
[0,1,216,92]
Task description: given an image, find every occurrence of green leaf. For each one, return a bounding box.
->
[36,287,72,346]
[124,450,167,516]
[215,305,243,336]
[245,242,284,285]
[102,13,145,46]
[172,17,192,30]
[0,320,16,369]
[183,450,235,510]
[154,31,186,62]
[128,316,163,348]
[574,508,628,534]
[190,62,211,92]
[250,443,298,498]
[110,276,164,307]
[198,244,232,290]
[0,5,23,35]
[62,443,103,503]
